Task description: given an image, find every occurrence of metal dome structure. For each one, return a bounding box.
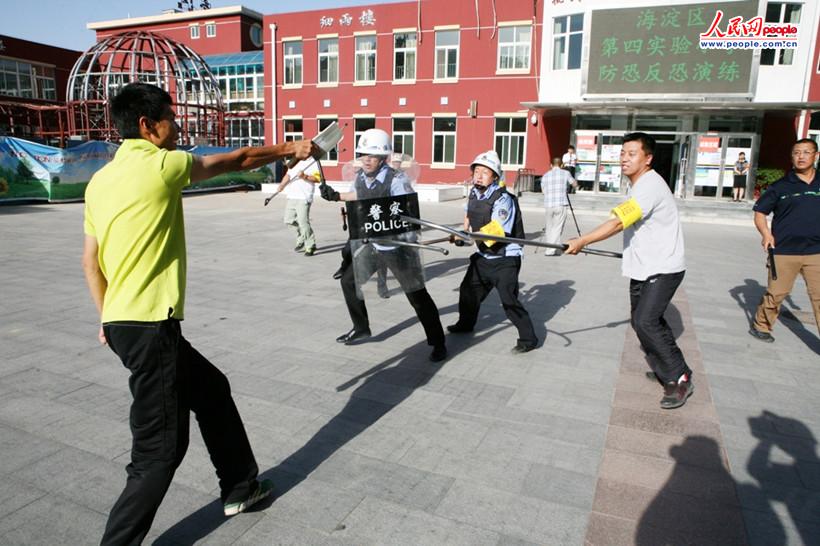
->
[67,30,225,145]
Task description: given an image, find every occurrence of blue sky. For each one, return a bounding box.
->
[2,0,407,51]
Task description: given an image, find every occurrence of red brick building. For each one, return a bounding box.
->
[264,0,547,184]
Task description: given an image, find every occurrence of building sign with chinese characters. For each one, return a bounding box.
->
[319,9,376,29]
[585,0,756,96]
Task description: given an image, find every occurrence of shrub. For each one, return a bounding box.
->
[755,168,785,193]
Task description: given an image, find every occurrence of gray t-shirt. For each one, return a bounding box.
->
[619,170,685,281]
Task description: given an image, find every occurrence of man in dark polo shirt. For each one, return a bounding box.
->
[749,138,820,342]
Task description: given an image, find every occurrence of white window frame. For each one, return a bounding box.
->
[205,22,216,38]
[283,39,303,88]
[190,24,200,40]
[494,114,527,168]
[353,116,376,149]
[393,30,417,83]
[318,116,339,163]
[434,28,459,81]
[497,23,532,73]
[552,13,583,70]
[354,34,377,85]
[283,117,303,142]
[317,36,339,86]
[391,115,415,157]
[431,115,457,167]
[761,2,801,66]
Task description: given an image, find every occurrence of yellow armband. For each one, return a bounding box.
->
[478,220,505,247]
[611,198,643,229]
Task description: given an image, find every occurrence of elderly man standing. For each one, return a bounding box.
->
[749,138,820,342]
[541,157,578,256]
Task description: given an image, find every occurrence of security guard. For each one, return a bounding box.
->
[320,128,447,362]
[447,150,538,354]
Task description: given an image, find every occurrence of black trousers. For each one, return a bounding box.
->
[340,251,445,347]
[101,319,258,546]
[456,254,537,347]
[629,271,692,384]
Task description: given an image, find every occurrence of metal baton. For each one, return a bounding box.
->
[362,238,450,255]
[768,247,778,280]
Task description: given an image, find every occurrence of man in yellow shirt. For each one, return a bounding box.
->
[82,83,316,545]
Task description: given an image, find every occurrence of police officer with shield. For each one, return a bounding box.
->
[320,129,447,362]
[447,151,538,354]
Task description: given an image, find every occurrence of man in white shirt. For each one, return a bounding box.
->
[541,157,578,256]
[565,132,692,410]
[275,159,320,256]
[561,145,578,179]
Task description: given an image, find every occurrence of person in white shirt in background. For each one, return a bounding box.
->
[541,157,578,256]
[275,160,320,256]
[561,145,578,180]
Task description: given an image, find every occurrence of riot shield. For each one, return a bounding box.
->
[343,154,427,299]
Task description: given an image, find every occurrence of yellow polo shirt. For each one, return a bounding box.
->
[84,139,193,322]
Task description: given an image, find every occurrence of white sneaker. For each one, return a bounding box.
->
[223,479,273,516]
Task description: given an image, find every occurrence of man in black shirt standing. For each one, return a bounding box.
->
[749,138,820,342]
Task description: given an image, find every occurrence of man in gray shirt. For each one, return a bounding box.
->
[565,132,692,410]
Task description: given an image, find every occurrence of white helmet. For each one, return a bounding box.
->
[355,128,392,156]
[470,150,501,178]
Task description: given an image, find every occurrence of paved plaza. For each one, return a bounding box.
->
[1,192,819,545]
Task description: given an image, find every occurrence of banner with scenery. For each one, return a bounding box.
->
[0,137,270,203]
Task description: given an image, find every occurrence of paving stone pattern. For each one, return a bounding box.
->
[1,194,818,545]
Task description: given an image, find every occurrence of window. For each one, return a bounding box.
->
[355,35,376,83]
[392,117,415,157]
[553,14,583,70]
[190,25,200,39]
[318,118,339,161]
[318,38,339,84]
[432,117,456,165]
[33,65,56,100]
[212,62,264,109]
[206,22,216,38]
[761,3,800,66]
[435,30,459,80]
[495,117,526,167]
[394,32,417,81]
[498,25,531,71]
[283,40,303,86]
[0,59,54,99]
[354,117,376,149]
[283,118,303,142]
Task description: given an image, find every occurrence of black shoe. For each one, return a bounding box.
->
[660,377,694,410]
[748,328,774,343]
[294,243,305,252]
[429,345,448,362]
[447,323,473,334]
[304,247,316,256]
[332,267,345,280]
[511,344,536,355]
[336,328,371,345]
[377,284,390,299]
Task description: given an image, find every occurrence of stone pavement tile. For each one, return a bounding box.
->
[263,477,365,534]
[0,492,107,544]
[590,478,746,545]
[0,367,90,400]
[54,383,131,422]
[310,450,454,512]
[434,480,588,544]
[64,358,129,391]
[473,424,605,473]
[612,388,719,423]
[0,423,64,474]
[337,494,500,546]
[0,478,47,520]
[584,512,636,546]
[424,375,517,406]
[0,396,131,460]
[506,388,613,424]
[232,393,327,439]
[373,388,454,424]
[521,463,598,510]
[734,476,820,526]
[604,426,729,472]
[742,507,820,546]
[560,379,617,403]
[609,406,723,438]
[230,514,341,546]
[228,373,309,405]
[720,424,820,463]
[597,451,737,503]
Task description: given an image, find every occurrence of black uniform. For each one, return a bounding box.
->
[339,166,445,350]
[449,185,537,351]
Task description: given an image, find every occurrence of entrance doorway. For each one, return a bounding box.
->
[653,141,675,192]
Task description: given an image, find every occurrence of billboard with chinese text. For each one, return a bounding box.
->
[585,0,758,96]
